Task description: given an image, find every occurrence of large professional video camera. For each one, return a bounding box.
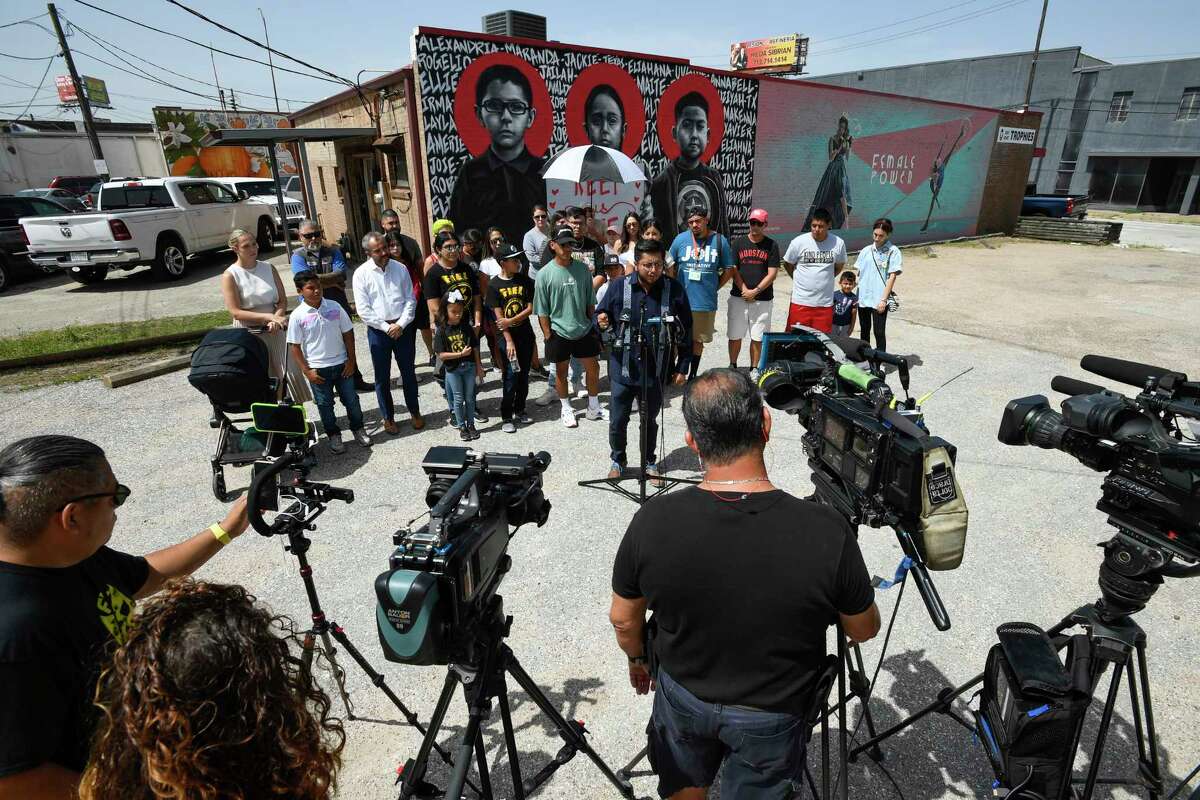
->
[999,354,1200,601]
[375,446,551,666]
[758,328,968,630]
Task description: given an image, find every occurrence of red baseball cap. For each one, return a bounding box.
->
[749,208,769,224]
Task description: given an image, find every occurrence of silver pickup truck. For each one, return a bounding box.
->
[20,177,280,284]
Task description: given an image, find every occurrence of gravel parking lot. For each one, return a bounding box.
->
[4,238,1199,799]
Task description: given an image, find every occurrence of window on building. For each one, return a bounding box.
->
[317,166,328,199]
[386,139,410,189]
[1177,87,1200,121]
[1107,92,1132,123]
[333,166,343,200]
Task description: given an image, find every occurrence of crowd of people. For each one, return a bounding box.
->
[218,201,902,478]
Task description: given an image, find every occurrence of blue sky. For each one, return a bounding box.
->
[1,0,1196,123]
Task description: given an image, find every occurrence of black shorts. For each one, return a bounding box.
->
[414,295,431,330]
[544,328,601,363]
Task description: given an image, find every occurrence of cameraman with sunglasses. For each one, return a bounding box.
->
[0,436,250,800]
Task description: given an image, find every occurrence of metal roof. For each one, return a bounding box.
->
[199,127,377,146]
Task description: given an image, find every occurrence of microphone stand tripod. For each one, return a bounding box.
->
[579,297,697,504]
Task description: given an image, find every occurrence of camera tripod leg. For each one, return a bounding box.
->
[503,649,636,798]
[1081,648,1127,799]
[399,671,460,800]
[847,644,884,763]
[848,672,985,761]
[445,672,497,800]
[495,678,526,800]
[319,628,355,719]
[1133,642,1164,799]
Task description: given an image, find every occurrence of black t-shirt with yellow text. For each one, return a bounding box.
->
[486,274,535,345]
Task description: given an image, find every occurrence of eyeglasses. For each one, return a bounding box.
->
[480,99,530,116]
[56,483,131,511]
[533,214,547,220]
[300,231,322,239]
[441,243,461,251]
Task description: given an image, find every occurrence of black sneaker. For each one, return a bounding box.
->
[460,427,472,441]
[355,379,375,393]
[474,409,489,424]
[467,426,481,441]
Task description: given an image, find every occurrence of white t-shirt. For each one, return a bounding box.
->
[286,298,353,369]
[783,233,847,307]
[479,257,503,279]
[618,247,675,270]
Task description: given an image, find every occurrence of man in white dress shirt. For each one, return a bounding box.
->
[353,232,423,435]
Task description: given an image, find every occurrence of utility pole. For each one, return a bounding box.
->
[1022,0,1049,112]
[260,8,281,113]
[47,3,107,178]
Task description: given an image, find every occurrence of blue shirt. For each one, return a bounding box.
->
[832,290,858,325]
[668,231,734,313]
[596,274,693,386]
[853,242,902,308]
[290,245,347,275]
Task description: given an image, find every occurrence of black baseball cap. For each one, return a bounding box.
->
[495,242,522,261]
[551,226,579,246]
[603,253,622,270]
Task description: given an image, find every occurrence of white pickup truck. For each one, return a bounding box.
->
[20,177,282,284]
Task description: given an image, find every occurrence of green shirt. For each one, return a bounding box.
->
[533,257,595,340]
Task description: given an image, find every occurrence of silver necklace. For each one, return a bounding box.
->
[702,477,771,485]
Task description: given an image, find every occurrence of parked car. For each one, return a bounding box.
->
[0,194,76,292]
[17,188,89,213]
[279,175,304,202]
[49,175,102,196]
[1022,194,1089,219]
[217,177,305,234]
[19,177,280,284]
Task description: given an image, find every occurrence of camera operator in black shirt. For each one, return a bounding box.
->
[0,435,250,799]
[610,368,880,800]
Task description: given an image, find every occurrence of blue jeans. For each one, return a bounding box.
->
[443,362,477,428]
[308,363,363,436]
[367,324,420,422]
[648,669,805,800]
[609,378,661,466]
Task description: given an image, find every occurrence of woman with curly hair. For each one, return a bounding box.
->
[80,580,345,800]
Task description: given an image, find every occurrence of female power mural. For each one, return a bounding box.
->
[413,28,759,246]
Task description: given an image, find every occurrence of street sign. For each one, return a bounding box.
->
[56,75,112,108]
[729,34,808,75]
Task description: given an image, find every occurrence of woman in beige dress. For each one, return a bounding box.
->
[220,229,312,403]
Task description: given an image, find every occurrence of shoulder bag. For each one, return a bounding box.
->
[871,246,900,313]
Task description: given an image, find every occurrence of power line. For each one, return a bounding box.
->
[810,0,1031,57]
[160,0,355,89]
[0,12,49,29]
[0,50,61,61]
[813,0,996,46]
[71,45,240,107]
[68,19,314,105]
[67,0,345,85]
[13,56,56,120]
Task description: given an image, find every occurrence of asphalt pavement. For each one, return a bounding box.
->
[1115,219,1200,254]
[4,242,1199,799]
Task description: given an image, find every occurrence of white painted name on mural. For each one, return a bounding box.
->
[996,126,1036,145]
[869,153,917,188]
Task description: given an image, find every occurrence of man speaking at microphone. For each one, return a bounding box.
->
[596,239,692,482]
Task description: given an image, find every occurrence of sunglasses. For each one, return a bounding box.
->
[533,214,548,220]
[57,483,131,511]
[480,99,531,116]
[301,231,323,239]
[749,220,764,226]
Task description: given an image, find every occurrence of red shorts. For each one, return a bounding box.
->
[786,303,834,334]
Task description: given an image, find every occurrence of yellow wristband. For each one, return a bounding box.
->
[209,522,231,546]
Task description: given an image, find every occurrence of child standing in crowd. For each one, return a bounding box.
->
[486,244,536,433]
[286,271,371,453]
[435,290,484,441]
[832,271,858,338]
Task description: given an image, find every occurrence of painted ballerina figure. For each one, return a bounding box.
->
[921,120,969,232]
[803,114,854,231]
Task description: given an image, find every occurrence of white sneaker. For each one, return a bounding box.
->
[750,368,760,383]
[535,386,558,407]
[352,428,372,447]
[561,408,578,428]
[585,405,609,421]
[327,432,345,453]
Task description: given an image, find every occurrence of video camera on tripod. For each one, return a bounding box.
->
[757,328,969,631]
[375,446,551,666]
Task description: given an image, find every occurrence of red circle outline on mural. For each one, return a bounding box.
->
[563,63,646,157]
[452,52,553,158]
[656,73,724,163]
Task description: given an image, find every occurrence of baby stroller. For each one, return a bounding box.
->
[188,328,278,501]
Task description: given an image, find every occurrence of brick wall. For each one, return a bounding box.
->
[977,110,1042,235]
